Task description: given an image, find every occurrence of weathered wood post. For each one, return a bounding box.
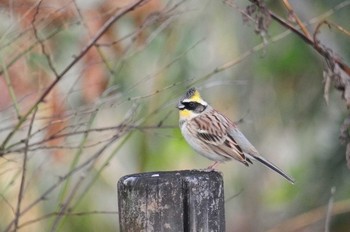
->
[117,170,225,232]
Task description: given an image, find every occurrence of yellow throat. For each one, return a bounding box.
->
[179,108,192,119]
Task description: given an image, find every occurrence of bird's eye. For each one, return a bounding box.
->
[189,102,196,108]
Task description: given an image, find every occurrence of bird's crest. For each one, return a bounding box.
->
[183,87,203,103]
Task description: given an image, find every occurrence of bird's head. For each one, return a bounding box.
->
[177,88,208,120]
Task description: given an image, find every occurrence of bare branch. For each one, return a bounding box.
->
[281,0,312,40]
[13,107,38,231]
[1,60,21,119]
[32,0,59,77]
[268,199,350,232]
[49,173,85,232]
[0,0,148,154]
[3,122,129,232]
[325,186,336,232]
[267,4,350,77]
[0,193,16,217]
[14,210,117,231]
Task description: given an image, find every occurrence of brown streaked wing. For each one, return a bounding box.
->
[191,111,249,164]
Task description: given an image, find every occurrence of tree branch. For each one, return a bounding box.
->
[0,0,148,154]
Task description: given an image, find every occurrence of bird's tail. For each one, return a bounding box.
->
[250,155,295,184]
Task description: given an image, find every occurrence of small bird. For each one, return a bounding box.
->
[177,87,295,184]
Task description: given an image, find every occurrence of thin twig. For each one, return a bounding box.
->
[72,0,115,76]
[309,1,350,25]
[3,124,128,232]
[0,24,67,76]
[32,0,59,77]
[53,110,99,230]
[325,186,336,232]
[0,193,16,216]
[268,198,350,232]
[190,27,292,86]
[14,210,117,231]
[314,20,350,39]
[3,123,175,155]
[49,173,85,232]
[234,1,350,78]
[13,107,38,231]
[225,189,244,203]
[0,0,147,154]
[265,4,350,76]
[51,120,131,231]
[71,133,132,209]
[1,59,21,119]
[281,0,312,40]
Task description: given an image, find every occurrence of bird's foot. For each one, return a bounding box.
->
[203,161,219,172]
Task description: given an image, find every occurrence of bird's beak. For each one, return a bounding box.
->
[177,101,185,110]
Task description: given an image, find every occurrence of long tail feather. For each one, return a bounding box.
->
[250,155,295,184]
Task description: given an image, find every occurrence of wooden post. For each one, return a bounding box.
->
[117,170,225,232]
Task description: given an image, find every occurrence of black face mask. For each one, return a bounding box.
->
[180,101,207,113]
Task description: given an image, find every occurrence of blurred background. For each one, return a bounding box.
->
[0,0,350,231]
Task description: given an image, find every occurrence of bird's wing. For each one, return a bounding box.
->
[196,128,226,145]
[191,114,248,164]
[227,126,259,155]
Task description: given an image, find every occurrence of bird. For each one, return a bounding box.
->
[177,87,295,184]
